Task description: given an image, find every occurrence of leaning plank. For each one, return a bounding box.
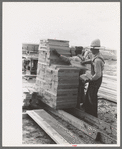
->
[44,106,116,144]
[99,87,117,97]
[103,75,117,81]
[26,110,69,144]
[101,82,117,91]
[27,110,84,144]
[65,108,117,139]
[98,91,117,103]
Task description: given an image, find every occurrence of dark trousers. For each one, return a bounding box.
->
[76,70,85,108]
[84,77,102,117]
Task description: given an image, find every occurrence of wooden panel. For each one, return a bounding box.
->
[101,82,117,91]
[26,110,70,144]
[99,87,117,96]
[39,39,69,47]
[98,92,117,103]
[32,109,85,144]
[38,39,71,65]
[36,49,80,109]
[103,74,117,81]
[44,107,116,144]
[56,109,116,144]
[66,108,117,138]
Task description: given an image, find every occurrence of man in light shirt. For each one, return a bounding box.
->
[80,39,105,117]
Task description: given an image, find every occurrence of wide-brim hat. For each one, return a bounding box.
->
[87,39,105,50]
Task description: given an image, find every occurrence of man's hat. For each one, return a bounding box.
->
[87,39,105,50]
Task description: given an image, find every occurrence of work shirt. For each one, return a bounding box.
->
[60,54,84,64]
[69,55,83,62]
[91,52,105,81]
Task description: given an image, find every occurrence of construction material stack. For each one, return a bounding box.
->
[36,39,80,109]
[22,43,39,54]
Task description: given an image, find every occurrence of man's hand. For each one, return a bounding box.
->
[52,49,60,57]
[81,60,92,65]
[80,74,91,83]
[80,61,85,65]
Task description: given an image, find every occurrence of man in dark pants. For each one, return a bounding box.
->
[80,39,105,117]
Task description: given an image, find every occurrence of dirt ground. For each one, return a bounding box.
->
[22,116,55,144]
[22,59,117,144]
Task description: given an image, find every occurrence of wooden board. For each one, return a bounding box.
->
[66,108,117,138]
[101,82,117,91]
[39,40,69,46]
[39,39,69,47]
[98,92,117,103]
[61,109,117,144]
[99,87,117,96]
[27,109,85,144]
[36,65,80,109]
[43,106,116,144]
[38,51,71,65]
[38,39,71,65]
[103,74,117,81]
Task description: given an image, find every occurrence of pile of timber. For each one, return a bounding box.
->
[38,39,71,65]
[98,75,117,103]
[22,88,32,107]
[25,107,117,144]
[36,39,80,109]
[22,43,39,52]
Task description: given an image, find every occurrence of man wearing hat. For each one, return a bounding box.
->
[80,39,105,117]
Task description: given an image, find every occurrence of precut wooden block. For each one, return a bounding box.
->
[36,65,80,109]
[38,39,71,65]
[39,39,69,47]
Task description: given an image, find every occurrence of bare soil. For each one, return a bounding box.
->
[22,116,55,144]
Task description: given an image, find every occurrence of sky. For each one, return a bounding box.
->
[3,2,120,50]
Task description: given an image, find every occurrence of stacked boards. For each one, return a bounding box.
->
[38,39,71,65]
[36,39,80,109]
[22,43,39,55]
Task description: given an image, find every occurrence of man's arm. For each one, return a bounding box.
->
[53,49,70,64]
[81,59,92,65]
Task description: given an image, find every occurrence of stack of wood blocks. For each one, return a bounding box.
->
[38,39,71,65]
[36,39,80,109]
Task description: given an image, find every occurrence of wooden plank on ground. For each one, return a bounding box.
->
[26,109,84,144]
[99,87,117,96]
[103,75,117,81]
[100,83,117,91]
[98,91,117,103]
[44,106,116,144]
[65,108,117,139]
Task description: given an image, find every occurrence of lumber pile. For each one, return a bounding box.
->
[22,43,39,51]
[22,88,32,107]
[36,39,81,109]
[27,109,85,144]
[38,39,71,65]
[36,65,80,109]
[98,75,117,103]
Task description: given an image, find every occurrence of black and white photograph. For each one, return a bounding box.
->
[3,2,120,147]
